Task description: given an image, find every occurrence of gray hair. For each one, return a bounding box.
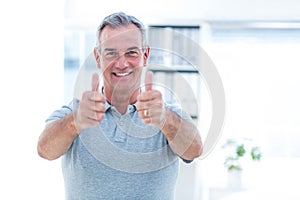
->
[96,12,147,51]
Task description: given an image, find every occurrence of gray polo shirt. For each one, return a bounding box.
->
[46,100,192,200]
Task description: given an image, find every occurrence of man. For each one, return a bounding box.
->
[38,12,202,200]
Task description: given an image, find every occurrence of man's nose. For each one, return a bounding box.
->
[115,53,129,68]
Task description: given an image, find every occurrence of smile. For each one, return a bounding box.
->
[113,72,132,77]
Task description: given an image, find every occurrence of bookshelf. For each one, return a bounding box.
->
[146,25,202,124]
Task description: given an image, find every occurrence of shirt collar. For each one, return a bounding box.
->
[102,87,137,113]
[105,101,137,113]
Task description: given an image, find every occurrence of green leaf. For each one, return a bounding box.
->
[251,147,262,161]
[236,144,246,157]
[228,165,242,171]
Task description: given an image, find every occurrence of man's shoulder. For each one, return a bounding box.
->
[45,100,75,124]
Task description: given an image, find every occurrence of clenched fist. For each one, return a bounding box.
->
[137,71,166,128]
[74,73,106,133]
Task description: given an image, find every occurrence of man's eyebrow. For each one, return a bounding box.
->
[127,47,140,50]
[103,48,116,52]
[103,47,140,51]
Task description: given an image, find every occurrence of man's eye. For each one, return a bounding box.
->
[105,51,117,57]
[125,50,139,57]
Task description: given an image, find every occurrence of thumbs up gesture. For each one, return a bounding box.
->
[137,71,166,128]
[74,73,106,133]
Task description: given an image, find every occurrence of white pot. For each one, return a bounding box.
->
[227,170,243,189]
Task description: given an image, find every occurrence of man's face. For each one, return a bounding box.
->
[96,24,149,95]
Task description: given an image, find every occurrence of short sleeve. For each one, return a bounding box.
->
[164,102,193,123]
[45,100,75,125]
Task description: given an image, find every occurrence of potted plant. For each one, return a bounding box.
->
[222,138,262,188]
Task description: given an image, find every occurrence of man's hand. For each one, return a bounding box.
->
[137,71,166,128]
[74,73,106,133]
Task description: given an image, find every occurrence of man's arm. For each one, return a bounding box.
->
[161,109,202,161]
[37,113,78,160]
[137,71,203,160]
[37,73,105,160]
[137,104,202,161]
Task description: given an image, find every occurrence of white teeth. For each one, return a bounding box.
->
[115,72,130,77]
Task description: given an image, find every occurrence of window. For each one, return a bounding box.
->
[202,22,300,200]
[206,22,300,157]
[64,30,96,103]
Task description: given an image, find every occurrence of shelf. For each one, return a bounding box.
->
[148,64,199,73]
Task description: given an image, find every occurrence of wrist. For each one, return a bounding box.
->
[161,109,180,141]
[67,113,80,137]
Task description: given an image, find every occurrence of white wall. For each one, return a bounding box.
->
[198,0,300,21]
[64,0,300,23]
[0,1,64,199]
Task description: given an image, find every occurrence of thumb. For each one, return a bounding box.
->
[145,71,153,91]
[91,73,99,92]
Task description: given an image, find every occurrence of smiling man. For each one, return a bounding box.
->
[37,12,202,200]
[95,23,149,114]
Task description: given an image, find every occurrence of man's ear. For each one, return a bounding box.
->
[94,47,101,69]
[143,46,150,66]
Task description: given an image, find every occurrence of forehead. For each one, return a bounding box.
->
[99,24,143,49]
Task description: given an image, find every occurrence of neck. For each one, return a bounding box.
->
[104,87,139,115]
